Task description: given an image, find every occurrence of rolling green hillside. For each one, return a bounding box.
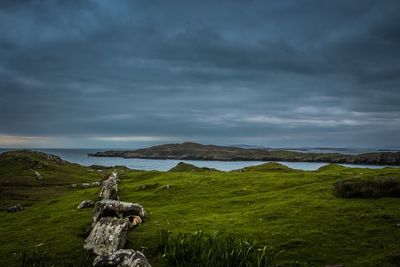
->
[0,150,104,210]
[0,151,399,266]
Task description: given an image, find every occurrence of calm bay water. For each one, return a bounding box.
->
[0,148,396,171]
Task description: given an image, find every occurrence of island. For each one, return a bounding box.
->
[89,142,400,165]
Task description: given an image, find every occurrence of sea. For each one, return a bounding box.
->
[0,148,397,171]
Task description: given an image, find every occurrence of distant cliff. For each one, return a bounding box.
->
[89,142,400,165]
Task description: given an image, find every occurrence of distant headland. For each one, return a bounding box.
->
[88,142,400,165]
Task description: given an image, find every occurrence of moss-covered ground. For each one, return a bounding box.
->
[0,151,399,266]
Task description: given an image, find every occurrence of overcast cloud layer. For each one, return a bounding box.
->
[0,0,399,148]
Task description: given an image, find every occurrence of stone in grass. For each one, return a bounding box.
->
[91,181,101,187]
[77,199,95,209]
[81,183,90,188]
[84,217,129,256]
[7,204,23,213]
[100,172,119,200]
[34,170,44,180]
[159,185,172,190]
[93,249,151,267]
[93,200,145,225]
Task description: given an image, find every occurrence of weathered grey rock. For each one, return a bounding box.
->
[7,204,23,213]
[91,181,101,187]
[82,170,150,266]
[84,217,129,255]
[81,182,90,188]
[71,182,101,189]
[34,170,43,180]
[93,249,151,267]
[159,185,172,190]
[78,199,95,209]
[100,172,119,200]
[93,200,145,225]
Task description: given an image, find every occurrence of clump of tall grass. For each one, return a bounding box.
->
[334,177,400,198]
[156,229,282,267]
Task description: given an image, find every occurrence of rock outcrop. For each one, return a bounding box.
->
[33,170,44,180]
[99,172,119,200]
[83,171,151,266]
[93,249,151,267]
[84,217,129,255]
[93,200,145,225]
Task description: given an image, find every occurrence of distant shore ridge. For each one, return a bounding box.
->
[89,142,400,166]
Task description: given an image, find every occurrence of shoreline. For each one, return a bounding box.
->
[88,142,400,166]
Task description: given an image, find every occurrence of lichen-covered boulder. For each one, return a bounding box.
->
[93,249,151,267]
[84,217,129,255]
[118,201,145,218]
[100,172,119,200]
[91,181,101,187]
[77,199,95,209]
[93,200,145,225]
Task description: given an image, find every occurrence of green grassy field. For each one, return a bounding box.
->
[0,151,399,266]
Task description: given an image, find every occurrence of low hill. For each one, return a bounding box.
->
[0,150,100,186]
[168,162,219,172]
[317,163,350,172]
[237,162,293,172]
[89,142,400,165]
[0,150,102,209]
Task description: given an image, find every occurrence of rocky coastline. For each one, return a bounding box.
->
[89,142,400,166]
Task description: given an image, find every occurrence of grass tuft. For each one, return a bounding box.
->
[156,229,282,267]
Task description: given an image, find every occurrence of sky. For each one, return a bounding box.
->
[0,0,399,149]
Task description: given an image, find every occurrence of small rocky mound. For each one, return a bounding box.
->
[239,162,292,172]
[168,162,218,172]
[0,150,65,169]
[317,163,348,172]
[90,165,134,173]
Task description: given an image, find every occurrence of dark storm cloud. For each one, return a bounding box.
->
[0,0,399,148]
